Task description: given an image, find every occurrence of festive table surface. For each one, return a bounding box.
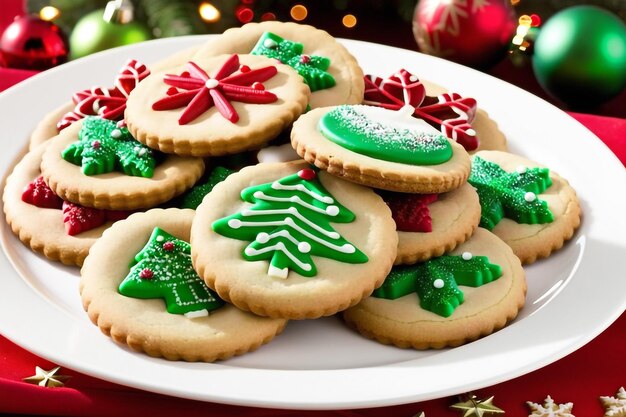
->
[2,4,626,417]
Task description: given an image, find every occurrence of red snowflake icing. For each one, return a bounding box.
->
[363,69,479,150]
[152,55,279,125]
[22,176,131,235]
[57,60,150,131]
[382,192,438,233]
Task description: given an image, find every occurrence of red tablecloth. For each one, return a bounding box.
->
[2,6,626,416]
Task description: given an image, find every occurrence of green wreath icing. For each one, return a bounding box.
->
[180,166,234,209]
[62,117,157,177]
[373,254,502,317]
[251,31,335,92]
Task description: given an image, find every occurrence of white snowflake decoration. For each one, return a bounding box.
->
[527,395,575,417]
[601,387,626,417]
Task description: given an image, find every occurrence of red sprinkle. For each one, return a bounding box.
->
[139,268,154,279]
[92,140,101,149]
[300,55,311,64]
[163,241,175,251]
[298,169,316,180]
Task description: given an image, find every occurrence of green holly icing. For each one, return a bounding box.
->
[468,156,554,230]
[373,254,502,317]
[62,116,157,177]
[180,166,234,209]
[251,31,335,92]
[118,227,224,317]
[212,168,367,278]
[319,105,452,165]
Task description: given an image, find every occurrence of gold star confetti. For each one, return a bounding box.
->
[600,387,626,417]
[451,394,505,417]
[23,366,71,388]
[527,395,575,417]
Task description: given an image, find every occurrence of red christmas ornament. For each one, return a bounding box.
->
[0,15,69,70]
[412,0,517,68]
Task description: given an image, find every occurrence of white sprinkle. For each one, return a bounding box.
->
[524,192,537,202]
[229,219,242,229]
[298,242,311,253]
[516,165,527,174]
[433,279,444,289]
[156,236,164,242]
[138,148,147,156]
[326,205,339,216]
[466,128,476,136]
[263,39,278,48]
[462,252,472,261]
[110,129,122,139]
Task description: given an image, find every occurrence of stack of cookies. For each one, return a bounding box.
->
[2,21,581,362]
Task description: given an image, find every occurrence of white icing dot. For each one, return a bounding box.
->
[516,165,527,174]
[256,232,270,244]
[466,128,477,136]
[156,235,164,242]
[433,279,444,289]
[263,39,278,48]
[302,263,312,271]
[228,219,242,229]
[284,217,295,226]
[205,79,219,89]
[326,205,339,216]
[254,191,264,198]
[340,243,355,253]
[298,242,311,253]
[524,192,537,202]
[409,75,418,82]
[288,207,298,215]
[244,247,255,256]
[462,252,473,261]
[290,196,299,202]
[134,146,140,152]
[110,129,122,139]
[138,148,147,156]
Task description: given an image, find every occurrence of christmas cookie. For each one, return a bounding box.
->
[363,68,507,153]
[343,227,526,349]
[30,60,151,150]
[191,21,364,109]
[469,150,581,264]
[80,208,287,361]
[3,143,129,266]
[124,54,310,157]
[40,117,205,210]
[291,104,471,193]
[380,182,481,265]
[190,161,398,319]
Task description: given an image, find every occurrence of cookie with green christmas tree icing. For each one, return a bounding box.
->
[124,53,309,157]
[40,117,205,210]
[469,150,581,264]
[191,21,364,109]
[343,227,526,349]
[190,161,398,320]
[80,208,287,362]
[291,104,471,193]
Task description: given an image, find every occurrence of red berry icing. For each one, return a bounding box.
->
[383,193,438,233]
[21,176,63,209]
[139,268,154,280]
[297,169,317,180]
[152,55,279,125]
[62,202,107,236]
[162,241,175,251]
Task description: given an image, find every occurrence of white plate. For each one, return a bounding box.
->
[1,36,625,410]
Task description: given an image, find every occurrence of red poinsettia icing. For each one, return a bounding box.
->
[383,193,438,233]
[21,176,63,209]
[363,69,479,151]
[152,55,279,125]
[22,176,131,235]
[57,60,150,131]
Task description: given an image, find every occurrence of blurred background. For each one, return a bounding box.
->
[1,0,625,116]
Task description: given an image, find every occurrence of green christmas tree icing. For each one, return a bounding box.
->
[118,227,224,317]
[372,254,502,317]
[468,156,554,230]
[212,168,367,278]
[180,166,234,209]
[62,116,157,177]
[251,31,335,92]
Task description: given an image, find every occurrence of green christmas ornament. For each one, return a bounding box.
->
[69,0,151,59]
[532,5,626,107]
